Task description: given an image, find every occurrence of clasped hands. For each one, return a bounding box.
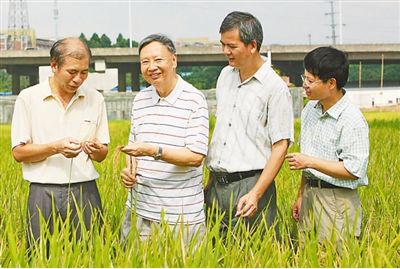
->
[57,137,103,159]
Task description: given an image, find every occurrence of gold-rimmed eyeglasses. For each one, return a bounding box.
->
[301,74,322,86]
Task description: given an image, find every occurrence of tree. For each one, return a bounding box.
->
[114,33,129,48]
[100,34,112,48]
[79,33,88,44]
[88,33,102,48]
[0,70,11,92]
[177,66,224,90]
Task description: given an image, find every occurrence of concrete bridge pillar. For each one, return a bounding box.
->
[131,63,140,91]
[29,74,39,86]
[7,65,39,95]
[273,61,304,87]
[11,70,21,95]
[118,67,128,92]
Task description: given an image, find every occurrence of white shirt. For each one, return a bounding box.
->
[11,78,110,184]
[207,62,294,172]
[127,76,209,224]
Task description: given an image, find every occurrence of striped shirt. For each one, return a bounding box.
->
[126,76,209,224]
[207,62,294,172]
[301,93,369,189]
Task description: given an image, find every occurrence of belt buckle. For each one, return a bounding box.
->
[214,173,229,185]
[220,174,229,184]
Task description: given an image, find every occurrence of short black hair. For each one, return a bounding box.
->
[50,37,92,67]
[138,34,176,55]
[219,11,263,51]
[304,46,349,89]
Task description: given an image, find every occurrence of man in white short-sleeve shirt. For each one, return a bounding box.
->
[11,37,109,247]
[206,11,294,235]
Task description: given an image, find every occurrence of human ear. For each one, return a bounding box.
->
[50,61,58,73]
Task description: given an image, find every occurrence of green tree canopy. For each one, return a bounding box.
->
[79,33,88,44]
[114,33,129,48]
[100,34,112,48]
[88,33,102,48]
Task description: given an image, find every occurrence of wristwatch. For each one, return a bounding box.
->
[153,146,163,160]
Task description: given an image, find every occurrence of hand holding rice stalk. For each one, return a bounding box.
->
[114,145,138,188]
[81,138,104,161]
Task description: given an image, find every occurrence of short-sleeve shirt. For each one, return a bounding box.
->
[207,61,294,172]
[301,93,369,189]
[126,76,209,224]
[11,78,110,184]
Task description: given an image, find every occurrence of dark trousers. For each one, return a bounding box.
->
[26,180,103,247]
[205,171,278,237]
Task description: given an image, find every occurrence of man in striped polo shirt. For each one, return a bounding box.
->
[287,47,369,248]
[206,11,294,236]
[120,34,209,243]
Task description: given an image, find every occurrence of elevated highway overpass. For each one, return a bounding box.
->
[1,43,399,94]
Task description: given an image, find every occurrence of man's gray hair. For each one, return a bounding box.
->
[219,11,263,52]
[50,37,92,67]
[139,34,176,54]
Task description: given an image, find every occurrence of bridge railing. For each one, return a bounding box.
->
[0,88,303,124]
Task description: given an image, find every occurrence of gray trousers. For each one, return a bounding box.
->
[205,171,278,236]
[121,208,206,246]
[26,180,103,246]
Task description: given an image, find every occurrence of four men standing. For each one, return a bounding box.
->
[10,12,368,249]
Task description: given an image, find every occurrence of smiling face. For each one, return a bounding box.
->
[302,70,337,103]
[139,41,177,88]
[220,28,255,69]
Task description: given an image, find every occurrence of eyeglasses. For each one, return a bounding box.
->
[301,74,322,86]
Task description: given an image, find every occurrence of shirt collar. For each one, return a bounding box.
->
[314,90,350,120]
[149,75,183,105]
[42,77,86,101]
[235,58,270,86]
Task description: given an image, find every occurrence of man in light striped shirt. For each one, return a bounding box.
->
[119,34,209,243]
[286,47,369,246]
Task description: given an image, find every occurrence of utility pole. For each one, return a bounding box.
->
[128,1,132,48]
[53,0,59,40]
[338,0,343,44]
[325,0,338,45]
[308,33,312,45]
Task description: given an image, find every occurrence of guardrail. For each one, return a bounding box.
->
[0,88,303,124]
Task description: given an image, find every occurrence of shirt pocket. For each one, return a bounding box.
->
[245,107,265,139]
[80,119,98,142]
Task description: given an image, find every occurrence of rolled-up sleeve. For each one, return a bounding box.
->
[338,122,369,179]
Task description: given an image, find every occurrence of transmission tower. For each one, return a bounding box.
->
[5,0,35,50]
[325,0,338,45]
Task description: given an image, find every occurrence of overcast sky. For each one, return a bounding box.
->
[1,0,399,45]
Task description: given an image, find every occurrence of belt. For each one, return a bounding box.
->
[212,170,263,185]
[305,177,344,189]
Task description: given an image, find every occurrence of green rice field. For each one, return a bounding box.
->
[0,111,399,267]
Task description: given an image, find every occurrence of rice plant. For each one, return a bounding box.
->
[0,112,399,267]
